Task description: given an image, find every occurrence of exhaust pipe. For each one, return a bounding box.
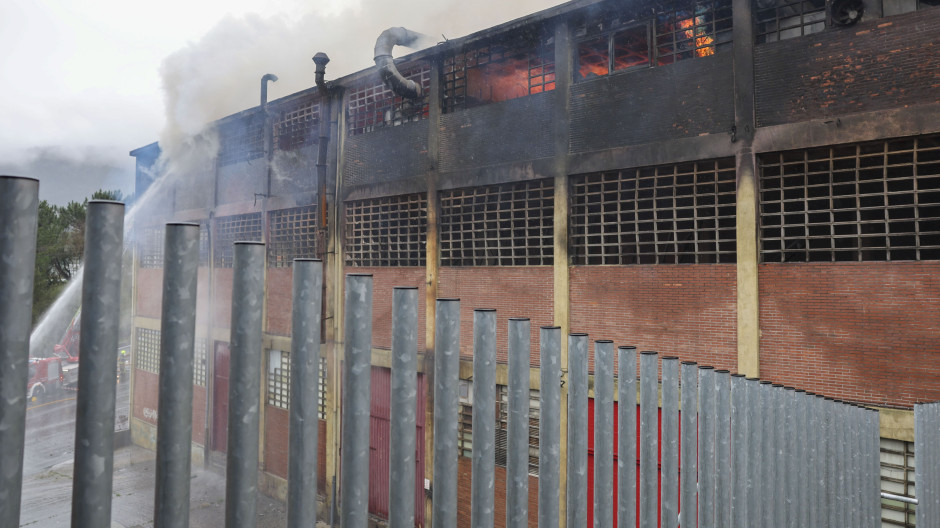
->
[260,73,278,107]
[374,27,430,99]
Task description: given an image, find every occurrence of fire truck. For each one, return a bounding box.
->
[53,307,82,387]
[27,356,63,403]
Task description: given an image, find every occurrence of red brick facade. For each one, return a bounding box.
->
[263,405,328,492]
[266,268,293,336]
[344,267,428,351]
[456,456,539,528]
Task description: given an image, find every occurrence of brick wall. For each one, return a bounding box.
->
[193,385,207,445]
[266,268,293,336]
[569,265,738,372]
[262,406,328,492]
[213,268,233,328]
[755,8,940,126]
[133,369,159,426]
[136,269,163,318]
[438,267,554,364]
[759,262,940,407]
[456,456,539,528]
[344,267,427,351]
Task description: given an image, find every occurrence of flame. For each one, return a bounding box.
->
[679,16,715,57]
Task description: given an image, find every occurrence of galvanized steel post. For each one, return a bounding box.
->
[640,352,659,528]
[698,366,716,528]
[154,223,201,528]
[715,370,732,528]
[619,347,638,528]
[772,384,786,528]
[680,361,698,528]
[660,357,679,528]
[388,287,418,528]
[0,176,39,528]
[224,242,265,528]
[539,326,562,528]
[795,389,808,528]
[594,340,615,528]
[507,318,531,528]
[745,378,761,528]
[759,380,774,528]
[730,374,747,528]
[432,298,460,527]
[472,309,497,527]
[566,334,589,528]
[70,200,125,528]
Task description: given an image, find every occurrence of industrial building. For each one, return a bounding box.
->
[129,0,939,524]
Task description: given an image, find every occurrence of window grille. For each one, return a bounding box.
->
[654,0,733,65]
[139,226,165,269]
[881,438,916,527]
[135,328,160,374]
[759,135,940,263]
[570,159,737,265]
[577,24,652,80]
[347,63,430,136]
[214,213,263,268]
[443,39,555,113]
[345,193,427,267]
[274,99,320,151]
[495,386,541,476]
[194,338,208,387]
[440,179,554,266]
[217,116,264,167]
[458,402,474,458]
[268,206,321,267]
[755,0,827,43]
[266,350,327,418]
[199,223,210,266]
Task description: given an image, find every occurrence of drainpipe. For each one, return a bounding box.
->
[312,53,331,240]
[374,27,429,99]
[261,73,279,202]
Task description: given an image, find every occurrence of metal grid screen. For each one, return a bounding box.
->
[570,159,737,264]
[440,179,554,266]
[759,135,940,262]
[135,328,160,374]
[881,438,916,527]
[495,386,540,476]
[199,223,210,266]
[139,226,165,269]
[347,63,430,136]
[345,193,427,267]
[266,350,327,418]
[268,205,320,267]
[755,0,827,43]
[274,99,320,151]
[654,0,733,65]
[194,338,207,387]
[214,213,263,268]
[217,116,264,167]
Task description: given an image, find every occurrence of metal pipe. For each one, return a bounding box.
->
[759,381,774,527]
[772,384,786,528]
[848,405,860,528]
[824,397,836,528]
[593,341,615,528]
[432,298,460,527]
[835,399,847,525]
[0,176,39,528]
[154,223,201,528]
[680,361,698,528]
[619,347,638,528]
[288,259,324,528]
[472,309,496,528]
[881,492,919,505]
[260,73,278,107]
[507,318,530,528]
[807,393,819,528]
[640,352,658,528]
[660,357,679,528]
[373,28,430,98]
[869,409,881,528]
[698,366,716,528]
[745,378,761,528]
[70,200,125,528]
[730,374,746,528]
[566,333,588,528]
[783,386,796,528]
[795,389,808,528]
[224,242,265,528]
[388,286,417,528]
[538,326,561,528]
[312,53,332,236]
[715,370,731,528]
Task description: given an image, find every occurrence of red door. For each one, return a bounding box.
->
[212,341,230,452]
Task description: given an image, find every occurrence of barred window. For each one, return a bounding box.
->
[199,223,210,266]
[755,0,827,43]
[495,386,541,476]
[214,213,263,268]
[345,193,427,267]
[194,338,208,387]
[217,116,264,167]
[347,63,430,136]
[139,226,165,269]
[570,159,737,265]
[443,38,554,113]
[266,349,327,418]
[135,328,160,374]
[577,24,651,80]
[274,99,320,151]
[759,135,940,263]
[881,438,916,527]
[458,380,474,458]
[269,206,321,267]
[440,179,554,266]
[655,0,732,65]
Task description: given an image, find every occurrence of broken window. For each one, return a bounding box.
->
[570,159,737,265]
[759,134,940,262]
[217,115,264,167]
[577,24,651,80]
[755,0,827,43]
[135,328,160,374]
[655,0,733,65]
[440,179,554,266]
[268,205,321,267]
[214,212,263,268]
[347,62,431,136]
[345,193,427,266]
[443,37,555,113]
[139,226,165,269]
[274,98,320,151]
[880,438,916,527]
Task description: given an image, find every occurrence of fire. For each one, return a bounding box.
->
[679,17,715,57]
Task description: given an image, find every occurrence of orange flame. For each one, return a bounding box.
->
[679,17,715,57]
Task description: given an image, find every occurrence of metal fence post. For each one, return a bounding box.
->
[224,242,265,528]
[698,366,716,528]
[388,286,416,528]
[539,326,562,528]
[432,298,460,528]
[154,223,201,528]
[472,309,496,528]
[566,333,589,528]
[730,374,747,528]
[619,347,638,528]
[0,176,39,528]
[660,357,679,528]
[680,361,698,528]
[715,370,731,528]
[759,380,774,527]
[640,352,659,528]
[594,340,615,528]
[745,378,761,528]
[772,384,786,528]
[70,200,125,528]
[507,318,531,528]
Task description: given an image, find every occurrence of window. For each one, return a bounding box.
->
[882,0,940,17]
[456,382,541,476]
[347,63,430,136]
[217,115,264,167]
[266,349,327,418]
[345,193,427,267]
[139,226,165,269]
[135,328,160,374]
[274,99,320,151]
[755,0,827,43]
[759,135,940,262]
[577,24,651,80]
[881,438,916,527]
[194,338,208,387]
[570,159,737,265]
[655,0,733,65]
[443,37,554,113]
[268,206,321,267]
[214,213,263,268]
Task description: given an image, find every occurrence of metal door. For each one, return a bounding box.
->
[212,341,230,452]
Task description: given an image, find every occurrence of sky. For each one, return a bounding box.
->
[0,0,567,205]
